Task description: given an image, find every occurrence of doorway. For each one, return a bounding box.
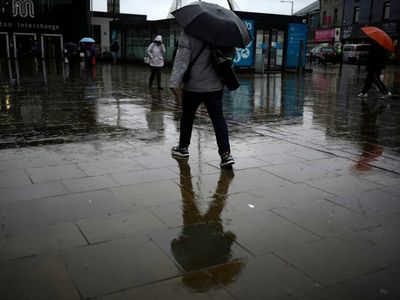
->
[0,32,12,82]
[13,33,40,61]
[41,34,63,59]
[263,29,285,71]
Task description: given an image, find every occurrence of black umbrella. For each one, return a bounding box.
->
[171,1,251,48]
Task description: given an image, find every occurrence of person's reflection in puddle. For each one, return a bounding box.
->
[171,158,244,290]
[354,99,386,171]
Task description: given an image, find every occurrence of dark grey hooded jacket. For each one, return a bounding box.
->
[170,31,224,92]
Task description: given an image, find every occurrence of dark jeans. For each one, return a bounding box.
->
[362,69,389,94]
[149,66,162,87]
[179,90,230,155]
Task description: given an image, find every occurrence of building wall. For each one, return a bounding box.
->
[342,0,400,62]
[92,16,113,54]
[320,0,344,28]
[0,0,90,60]
[343,0,400,26]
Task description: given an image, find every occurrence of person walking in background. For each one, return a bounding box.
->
[147,35,165,90]
[358,40,391,98]
[169,31,235,168]
[110,40,119,64]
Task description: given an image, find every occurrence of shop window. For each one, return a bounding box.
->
[333,8,338,25]
[383,2,390,20]
[310,15,315,29]
[353,6,360,23]
[92,25,101,46]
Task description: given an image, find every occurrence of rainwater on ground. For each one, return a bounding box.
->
[1,59,400,171]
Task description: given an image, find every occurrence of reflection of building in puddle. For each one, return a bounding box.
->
[171,159,244,289]
[146,102,164,132]
[353,100,386,171]
[228,73,304,123]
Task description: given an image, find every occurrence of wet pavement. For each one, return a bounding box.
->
[0,60,400,299]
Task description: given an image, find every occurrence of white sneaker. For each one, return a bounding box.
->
[357,93,367,97]
[381,91,392,98]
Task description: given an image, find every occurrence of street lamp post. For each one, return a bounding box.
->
[280,0,294,16]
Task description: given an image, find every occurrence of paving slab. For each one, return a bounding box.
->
[209,254,319,300]
[0,181,68,204]
[98,272,235,300]
[275,238,387,286]
[297,265,400,300]
[0,222,87,262]
[272,199,380,238]
[0,253,80,300]
[0,169,32,188]
[221,210,320,256]
[61,235,181,298]
[0,189,129,230]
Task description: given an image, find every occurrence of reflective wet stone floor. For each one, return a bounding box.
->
[0,61,400,299]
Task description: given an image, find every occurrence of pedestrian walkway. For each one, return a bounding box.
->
[0,62,399,299]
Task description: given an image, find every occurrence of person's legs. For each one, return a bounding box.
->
[149,67,156,87]
[372,70,389,94]
[155,67,162,89]
[179,90,202,149]
[203,91,231,155]
[361,70,374,94]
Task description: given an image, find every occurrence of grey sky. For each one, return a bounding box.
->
[92,0,317,20]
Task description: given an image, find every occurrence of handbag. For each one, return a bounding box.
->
[210,47,240,91]
[144,43,154,64]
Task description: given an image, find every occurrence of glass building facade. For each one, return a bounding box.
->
[0,0,90,60]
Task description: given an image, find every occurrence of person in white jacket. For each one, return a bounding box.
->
[147,35,166,90]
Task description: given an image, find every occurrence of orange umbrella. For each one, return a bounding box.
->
[361,26,395,52]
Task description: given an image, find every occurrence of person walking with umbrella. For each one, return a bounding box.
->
[169,1,251,168]
[358,26,394,98]
[147,35,165,90]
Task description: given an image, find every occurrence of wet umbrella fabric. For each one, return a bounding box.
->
[80,37,95,43]
[171,1,251,48]
[361,26,394,52]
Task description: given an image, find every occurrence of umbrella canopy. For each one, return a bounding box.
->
[171,1,251,48]
[80,37,95,43]
[361,26,394,52]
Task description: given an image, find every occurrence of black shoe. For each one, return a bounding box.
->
[220,152,235,168]
[171,146,189,158]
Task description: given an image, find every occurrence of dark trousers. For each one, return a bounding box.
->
[362,69,388,94]
[149,66,162,87]
[179,90,230,155]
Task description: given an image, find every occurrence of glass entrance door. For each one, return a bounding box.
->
[269,30,285,70]
[13,33,40,61]
[0,32,12,82]
[42,34,63,59]
[0,32,10,61]
[263,29,285,71]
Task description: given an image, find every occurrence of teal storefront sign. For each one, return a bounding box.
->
[285,23,308,69]
[234,19,254,67]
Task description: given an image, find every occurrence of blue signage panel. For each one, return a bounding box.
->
[234,20,254,67]
[285,23,308,68]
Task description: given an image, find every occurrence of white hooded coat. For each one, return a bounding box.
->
[147,35,165,67]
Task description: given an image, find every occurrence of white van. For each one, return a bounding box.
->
[342,44,370,64]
